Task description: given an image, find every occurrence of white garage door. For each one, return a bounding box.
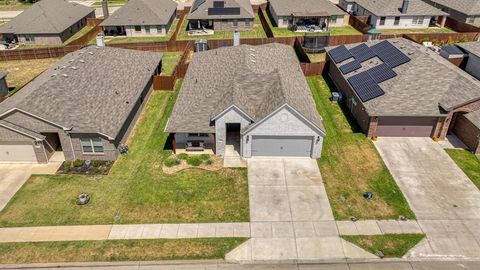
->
[0,143,37,163]
[251,136,313,157]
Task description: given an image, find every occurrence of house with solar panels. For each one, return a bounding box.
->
[326,38,480,154]
[187,0,254,32]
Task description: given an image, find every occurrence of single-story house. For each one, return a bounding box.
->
[166,43,326,158]
[423,0,480,27]
[268,0,348,32]
[326,38,480,154]
[456,41,480,80]
[187,0,255,31]
[0,47,162,163]
[100,0,177,37]
[340,0,448,29]
[0,0,95,45]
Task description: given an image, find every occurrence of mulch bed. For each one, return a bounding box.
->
[162,155,223,174]
[57,160,113,175]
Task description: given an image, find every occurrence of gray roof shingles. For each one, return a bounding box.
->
[0,0,94,35]
[0,46,162,139]
[327,38,480,117]
[457,41,480,58]
[166,43,325,134]
[354,0,448,16]
[188,0,254,20]
[427,0,480,16]
[269,0,346,17]
[465,110,480,129]
[101,0,177,26]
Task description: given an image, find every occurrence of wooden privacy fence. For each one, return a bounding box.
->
[0,45,85,61]
[153,43,192,90]
[300,62,326,76]
[67,19,104,46]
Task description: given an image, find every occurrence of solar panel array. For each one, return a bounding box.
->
[350,44,376,63]
[347,71,385,102]
[370,40,410,68]
[329,45,352,64]
[208,7,241,15]
[367,63,397,83]
[340,60,361,74]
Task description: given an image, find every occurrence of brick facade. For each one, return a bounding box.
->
[452,114,480,154]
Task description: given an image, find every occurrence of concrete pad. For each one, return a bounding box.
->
[233,223,250,237]
[215,223,234,237]
[399,221,423,234]
[377,220,403,234]
[225,239,253,262]
[140,224,163,239]
[283,159,322,186]
[224,157,247,168]
[404,238,435,258]
[122,225,144,239]
[354,220,382,235]
[271,222,295,238]
[251,238,297,261]
[341,239,378,259]
[0,225,112,242]
[159,224,179,239]
[0,165,34,211]
[349,262,413,270]
[177,224,198,238]
[288,186,333,221]
[249,186,292,222]
[296,237,345,260]
[247,159,285,186]
[313,221,339,237]
[336,221,359,235]
[197,223,216,238]
[411,261,475,270]
[293,222,316,238]
[251,222,272,238]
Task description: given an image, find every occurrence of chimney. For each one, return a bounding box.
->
[401,0,409,14]
[102,0,109,19]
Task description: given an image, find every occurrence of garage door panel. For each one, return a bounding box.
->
[376,117,437,137]
[0,143,37,162]
[251,136,313,157]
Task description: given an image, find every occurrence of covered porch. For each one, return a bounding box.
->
[291,12,331,32]
[103,26,126,36]
[172,133,216,154]
[188,20,215,36]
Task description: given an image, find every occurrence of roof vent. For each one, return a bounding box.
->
[88,52,94,55]
[250,53,255,57]
[115,91,119,95]
[79,59,85,63]
[62,74,68,78]
[71,66,77,70]
[251,59,256,63]
[51,73,57,77]
[250,48,255,52]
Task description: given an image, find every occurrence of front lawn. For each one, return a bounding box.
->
[0,238,247,264]
[446,149,480,189]
[161,52,183,76]
[342,234,425,258]
[0,80,249,227]
[63,25,95,45]
[105,19,179,44]
[176,15,267,40]
[308,76,415,220]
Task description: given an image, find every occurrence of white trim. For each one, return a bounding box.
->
[42,141,48,163]
[211,105,254,122]
[80,137,104,154]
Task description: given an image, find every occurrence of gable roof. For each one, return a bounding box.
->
[100,0,177,26]
[427,0,480,16]
[0,0,94,35]
[166,43,325,134]
[326,38,480,117]
[465,110,480,129]
[269,0,346,17]
[457,41,480,58]
[188,0,254,20]
[0,46,162,139]
[354,0,447,16]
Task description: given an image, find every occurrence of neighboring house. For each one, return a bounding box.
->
[166,43,326,158]
[340,0,448,29]
[423,0,480,27]
[187,0,255,31]
[0,0,95,45]
[100,0,177,37]
[456,42,480,80]
[0,47,162,163]
[326,38,480,154]
[268,0,348,32]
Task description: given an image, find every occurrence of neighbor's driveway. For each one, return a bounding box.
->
[375,137,480,258]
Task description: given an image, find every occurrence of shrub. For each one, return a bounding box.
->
[204,159,213,165]
[63,162,71,173]
[177,153,188,160]
[199,154,210,161]
[91,160,102,167]
[164,157,181,167]
[187,155,203,166]
[420,37,430,43]
[72,159,84,167]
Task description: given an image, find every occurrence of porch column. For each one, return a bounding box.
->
[440,16,446,28]
[212,133,216,154]
[172,134,177,154]
[198,20,201,29]
[326,17,330,31]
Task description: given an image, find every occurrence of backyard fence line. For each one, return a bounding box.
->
[153,41,193,91]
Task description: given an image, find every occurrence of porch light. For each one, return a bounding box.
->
[246,136,250,143]
[316,136,320,144]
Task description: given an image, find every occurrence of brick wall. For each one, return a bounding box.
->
[452,114,480,154]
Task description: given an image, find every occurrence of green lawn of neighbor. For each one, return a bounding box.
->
[0,0,30,11]
[177,15,267,40]
[105,19,179,44]
[446,149,480,189]
[308,76,415,220]
[342,234,425,258]
[0,80,249,227]
[161,52,183,76]
[0,238,247,264]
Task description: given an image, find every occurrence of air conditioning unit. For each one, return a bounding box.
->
[331,92,342,103]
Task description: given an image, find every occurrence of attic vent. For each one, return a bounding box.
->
[51,73,57,77]
[62,74,68,78]
[250,48,255,52]
[115,91,119,95]
[251,59,256,63]
[71,66,77,70]
[88,52,94,55]
[250,53,255,57]
[79,59,85,63]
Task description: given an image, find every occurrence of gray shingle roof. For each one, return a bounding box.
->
[0,0,94,35]
[269,0,346,17]
[327,38,480,117]
[0,46,162,139]
[427,0,480,16]
[457,41,480,58]
[354,0,448,16]
[465,110,480,129]
[188,0,254,20]
[101,0,177,26]
[166,43,325,133]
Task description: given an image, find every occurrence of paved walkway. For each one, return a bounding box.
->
[375,137,480,259]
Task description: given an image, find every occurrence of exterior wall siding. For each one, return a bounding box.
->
[214,107,251,156]
[242,106,323,158]
[70,134,118,161]
[212,19,254,30]
[452,114,480,154]
[174,133,215,150]
[0,125,47,163]
[124,25,167,37]
[354,4,433,29]
[465,53,480,80]
[269,3,347,28]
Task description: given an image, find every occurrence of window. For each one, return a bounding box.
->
[379,17,386,26]
[412,16,424,25]
[330,15,337,24]
[187,133,209,137]
[233,19,238,27]
[467,16,476,24]
[134,25,142,32]
[25,35,35,42]
[80,138,103,154]
[145,25,150,33]
[394,16,400,26]
[245,19,251,27]
[156,25,162,32]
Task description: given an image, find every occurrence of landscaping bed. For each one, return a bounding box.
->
[446,149,480,189]
[342,234,425,258]
[308,76,415,220]
[57,159,113,175]
[163,153,223,174]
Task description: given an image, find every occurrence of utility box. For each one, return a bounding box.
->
[96,34,105,47]
[331,92,342,103]
[194,39,208,52]
[0,72,8,96]
[233,30,240,46]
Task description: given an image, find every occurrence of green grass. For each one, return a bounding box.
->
[342,234,425,258]
[0,80,249,227]
[105,19,179,44]
[177,15,267,40]
[308,76,414,220]
[307,53,326,63]
[63,25,95,45]
[262,10,361,37]
[0,238,247,264]
[0,0,30,11]
[161,52,183,76]
[92,0,127,7]
[446,149,480,189]
[379,27,456,34]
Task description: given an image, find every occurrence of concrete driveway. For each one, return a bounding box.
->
[0,163,60,211]
[375,137,480,258]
